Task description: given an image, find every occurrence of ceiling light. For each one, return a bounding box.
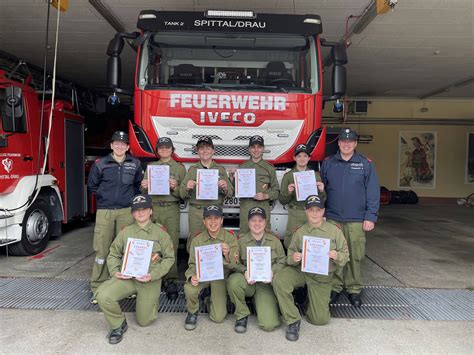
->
[304,18,321,24]
[205,10,255,19]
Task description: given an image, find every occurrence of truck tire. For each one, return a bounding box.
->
[9,199,52,256]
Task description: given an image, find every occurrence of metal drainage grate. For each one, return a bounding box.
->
[0,278,472,321]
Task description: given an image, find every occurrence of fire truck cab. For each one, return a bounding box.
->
[106,9,347,238]
[0,70,86,255]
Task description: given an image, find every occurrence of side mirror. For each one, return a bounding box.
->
[106,34,124,89]
[331,44,347,97]
[107,56,122,89]
[332,65,346,97]
[4,86,23,119]
[106,32,139,89]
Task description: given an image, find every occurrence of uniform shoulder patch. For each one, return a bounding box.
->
[95,158,101,163]
[334,223,342,230]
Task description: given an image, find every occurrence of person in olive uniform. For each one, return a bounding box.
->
[141,137,186,300]
[320,128,380,307]
[96,194,175,344]
[227,207,286,333]
[88,131,143,299]
[179,136,233,251]
[232,135,279,234]
[279,144,326,249]
[184,205,239,330]
[272,195,349,341]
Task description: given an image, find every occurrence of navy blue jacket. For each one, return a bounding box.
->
[88,153,143,209]
[320,152,380,223]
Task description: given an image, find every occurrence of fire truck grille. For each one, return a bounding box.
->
[151,116,305,161]
[191,145,249,157]
[191,134,221,141]
[233,135,253,141]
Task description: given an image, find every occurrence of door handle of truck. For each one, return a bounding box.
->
[23,156,33,161]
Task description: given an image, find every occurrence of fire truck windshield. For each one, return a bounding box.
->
[138,32,319,93]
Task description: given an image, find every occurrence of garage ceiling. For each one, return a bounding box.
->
[0,0,473,99]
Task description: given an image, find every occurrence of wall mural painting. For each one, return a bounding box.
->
[399,131,436,189]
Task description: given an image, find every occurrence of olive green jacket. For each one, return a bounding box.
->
[185,228,239,280]
[233,231,287,275]
[107,221,175,282]
[142,158,186,202]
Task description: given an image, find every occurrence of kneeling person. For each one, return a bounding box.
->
[184,205,239,330]
[227,207,286,333]
[96,194,175,344]
[272,195,349,342]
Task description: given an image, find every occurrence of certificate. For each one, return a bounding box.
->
[247,246,272,282]
[195,243,224,282]
[196,169,219,200]
[121,238,154,278]
[235,169,256,198]
[148,165,170,195]
[301,236,330,275]
[294,170,318,201]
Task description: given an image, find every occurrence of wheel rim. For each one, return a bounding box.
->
[25,209,49,243]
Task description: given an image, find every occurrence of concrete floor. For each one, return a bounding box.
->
[0,204,473,353]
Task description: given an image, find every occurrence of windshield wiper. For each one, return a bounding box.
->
[145,83,212,91]
[221,84,289,93]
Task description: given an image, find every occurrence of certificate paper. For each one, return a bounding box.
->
[195,244,224,282]
[121,238,154,278]
[196,169,219,200]
[247,246,272,282]
[148,165,170,195]
[294,170,318,201]
[235,169,256,198]
[301,236,330,275]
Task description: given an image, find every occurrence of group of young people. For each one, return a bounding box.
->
[87,128,380,344]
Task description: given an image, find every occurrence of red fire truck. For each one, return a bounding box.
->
[106,10,347,237]
[0,69,87,255]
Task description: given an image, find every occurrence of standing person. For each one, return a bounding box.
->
[227,207,286,333]
[272,195,349,341]
[96,194,175,344]
[279,144,326,249]
[183,205,239,330]
[140,137,186,301]
[234,135,279,234]
[88,131,143,300]
[320,128,380,307]
[179,136,233,251]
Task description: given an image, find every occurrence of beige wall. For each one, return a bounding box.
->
[323,99,474,198]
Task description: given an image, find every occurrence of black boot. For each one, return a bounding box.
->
[234,316,248,334]
[184,312,198,331]
[286,320,301,341]
[349,293,362,307]
[166,281,179,301]
[108,319,128,344]
[329,291,341,304]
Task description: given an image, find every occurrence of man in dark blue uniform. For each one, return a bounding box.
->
[320,128,380,307]
[88,131,143,300]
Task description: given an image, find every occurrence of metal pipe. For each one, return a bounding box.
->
[322,117,474,126]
